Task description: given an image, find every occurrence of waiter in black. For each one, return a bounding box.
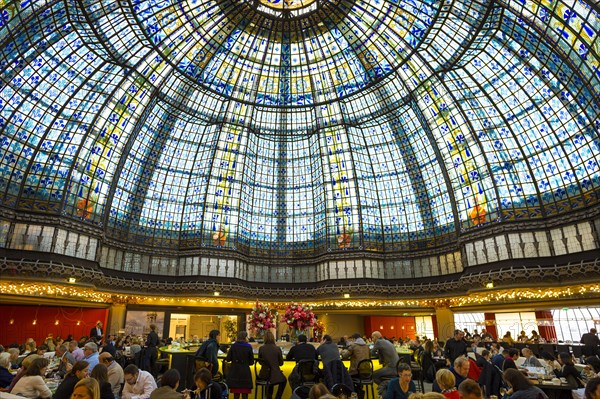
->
[90,321,103,343]
[145,323,160,378]
[444,329,468,365]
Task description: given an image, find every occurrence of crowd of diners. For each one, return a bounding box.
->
[1,325,599,399]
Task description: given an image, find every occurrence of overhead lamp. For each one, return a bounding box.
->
[379,325,384,329]
[214,291,220,296]
[55,320,59,325]
[32,319,37,325]
[77,321,81,326]
[68,277,77,283]
[484,280,494,289]
[343,293,350,299]
[9,319,14,325]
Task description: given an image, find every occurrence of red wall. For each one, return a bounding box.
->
[0,305,108,347]
[364,316,417,340]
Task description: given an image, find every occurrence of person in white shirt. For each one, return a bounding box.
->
[99,352,125,398]
[122,364,157,399]
[11,357,52,399]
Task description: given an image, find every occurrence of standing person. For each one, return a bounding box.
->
[145,324,159,378]
[258,331,286,399]
[91,322,104,343]
[90,363,115,399]
[52,361,90,399]
[503,368,548,399]
[581,329,600,357]
[385,363,416,399]
[444,330,468,366]
[121,364,157,399]
[72,378,101,399]
[11,357,52,398]
[226,331,254,399]
[317,335,340,366]
[195,330,220,377]
[371,331,400,397]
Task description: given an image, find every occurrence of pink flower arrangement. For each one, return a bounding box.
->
[282,303,316,331]
[249,301,277,333]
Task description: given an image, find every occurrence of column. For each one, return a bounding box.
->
[435,304,455,340]
[107,302,127,336]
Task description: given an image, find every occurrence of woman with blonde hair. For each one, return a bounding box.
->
[71,377,100,399]
[436,369,459,399]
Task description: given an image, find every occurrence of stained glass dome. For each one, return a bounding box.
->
[0,0,599,264]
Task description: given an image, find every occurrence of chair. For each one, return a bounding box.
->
[220,359,231,383]
[255,358,271,399]
[410,361,424,393]
[331,383,353,398]
[353,359,375,399]
[297,359,318,387]
[293,385,311,399]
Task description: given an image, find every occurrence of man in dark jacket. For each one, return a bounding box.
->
[286,334,317,362]
[195,329,221,377]
[445,330,468,365]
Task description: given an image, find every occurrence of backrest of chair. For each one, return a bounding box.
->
[298,359,316,375]
[331,383,353,397]
[357,359,373,378]
[222,359,232,379]
[293,385,311,399]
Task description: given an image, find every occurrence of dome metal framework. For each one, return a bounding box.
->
[0,0,599,267]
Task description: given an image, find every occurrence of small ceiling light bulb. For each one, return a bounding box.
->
[77,321,81,326]
[9,319,14,325]
[55,320,59,325]
[32,319,37,325]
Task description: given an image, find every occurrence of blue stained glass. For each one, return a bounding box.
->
[0,0,598,256]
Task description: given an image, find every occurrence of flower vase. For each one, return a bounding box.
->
[291,328,309,343]
[256,329,265,343]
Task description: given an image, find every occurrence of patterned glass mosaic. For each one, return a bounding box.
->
[0,0,598,257]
